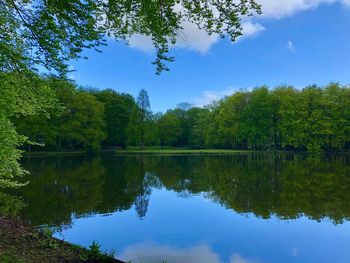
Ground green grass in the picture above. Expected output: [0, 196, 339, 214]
[114, 147, 253, 155]
[24, 146, 258, 157]
[23, 148, 115, 156]
[0, 252, 25, 263]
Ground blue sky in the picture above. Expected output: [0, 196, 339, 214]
[69, 1, 350, 112]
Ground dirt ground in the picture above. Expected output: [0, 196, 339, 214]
[0, 216, 124, 263]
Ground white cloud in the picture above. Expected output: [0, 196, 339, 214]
[286, 40, 295, 51]
[342, 0, 350, 5]
[192, 87, 239, 107]
[128, 0, 350, 54]
[128, 34, 155, 53]
[257, 0, 349, 18]
[176, 20, 220, 54]
[237, 21, 266, 42]
[230, 254, 256, 263]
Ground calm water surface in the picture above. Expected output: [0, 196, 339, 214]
[17, 154, 350, 263]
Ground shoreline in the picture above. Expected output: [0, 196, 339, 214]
[22, 148, 350, 157]
[0, 216, 125, 263]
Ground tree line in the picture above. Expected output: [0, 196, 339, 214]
[15, 78, 350, 152]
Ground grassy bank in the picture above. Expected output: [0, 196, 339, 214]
[0, 216, 124, 263]
[24, 147, 254, 157]
[114, 147, 253, 155]
[27, 146, 345, 157]
[23, 148, 118, 157]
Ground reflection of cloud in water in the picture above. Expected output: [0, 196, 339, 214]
[291, 246, 299, 257]
[120, 243, 256, 263]
[230, 254, 255, 263]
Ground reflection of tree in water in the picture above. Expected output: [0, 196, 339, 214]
[15, 154, 350, 227]
[0, 191, 26, 217]
[176, 190, 191, 199]
[152, 154, 350, 224]
[134, 172, 158, 219]
[135, 190, 150, 219]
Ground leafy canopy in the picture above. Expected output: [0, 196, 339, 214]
[1, 0, 261, 75]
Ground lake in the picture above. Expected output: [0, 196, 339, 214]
[16, 154, 350, 263]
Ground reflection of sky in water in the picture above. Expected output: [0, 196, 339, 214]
[54, 189, 350, 263]
[120, 243, 254, 263]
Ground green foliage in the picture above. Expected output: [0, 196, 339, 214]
[88, 240, 102, 260]
[158, 112, 182, 146]
[240, 87, 273, 148]
[126, 105, 143, 146]
[16, 77, 107, 152]
[1, 0, 260, 75]
[39, 226, 59, 249]
[190, 108, 212, 148]
[93, 89, 135, 148]
[40, 226, 54, 238]
[0, 192, 26, 217]
[1, 0, 104, 75]
[59, 91, 106, 151]
[195, 84, 350, 152]
[127, 89, 152, 149]
[0, 115, 26, 188]
[14, 82, 350, 157]
[0, 72, 57, 188]
[0, 252, 25, 263]
[103, 0, 261, 73]
[271, 86, 301, 148]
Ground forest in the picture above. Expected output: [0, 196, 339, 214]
[15, 74, 350, 153]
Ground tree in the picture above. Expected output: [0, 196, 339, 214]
[137, 89, 151, 150]
[158, 112, 182, 147]
[92, 89, 135, 148]
[167, 108, 188, 146]
[177, 103, 193, 111]
[0, 72, 56, 188]
[321, 83, 348, 150]
[144, 113, 161, 146]
[215, 92, 250, 149]
[271, 86, 301, 149]
[187, 107, 208, 148]
[61, 92, 106, 151]
[240, 87, 273, 149]
[298, 85, 329, 152]
[14, 112, 59, 151]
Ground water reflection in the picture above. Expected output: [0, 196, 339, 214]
[0, 191, 26, 217]
[120, 243, 255, 263]
[8, 154, 350, 263]
[18, 154, 350, 226]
